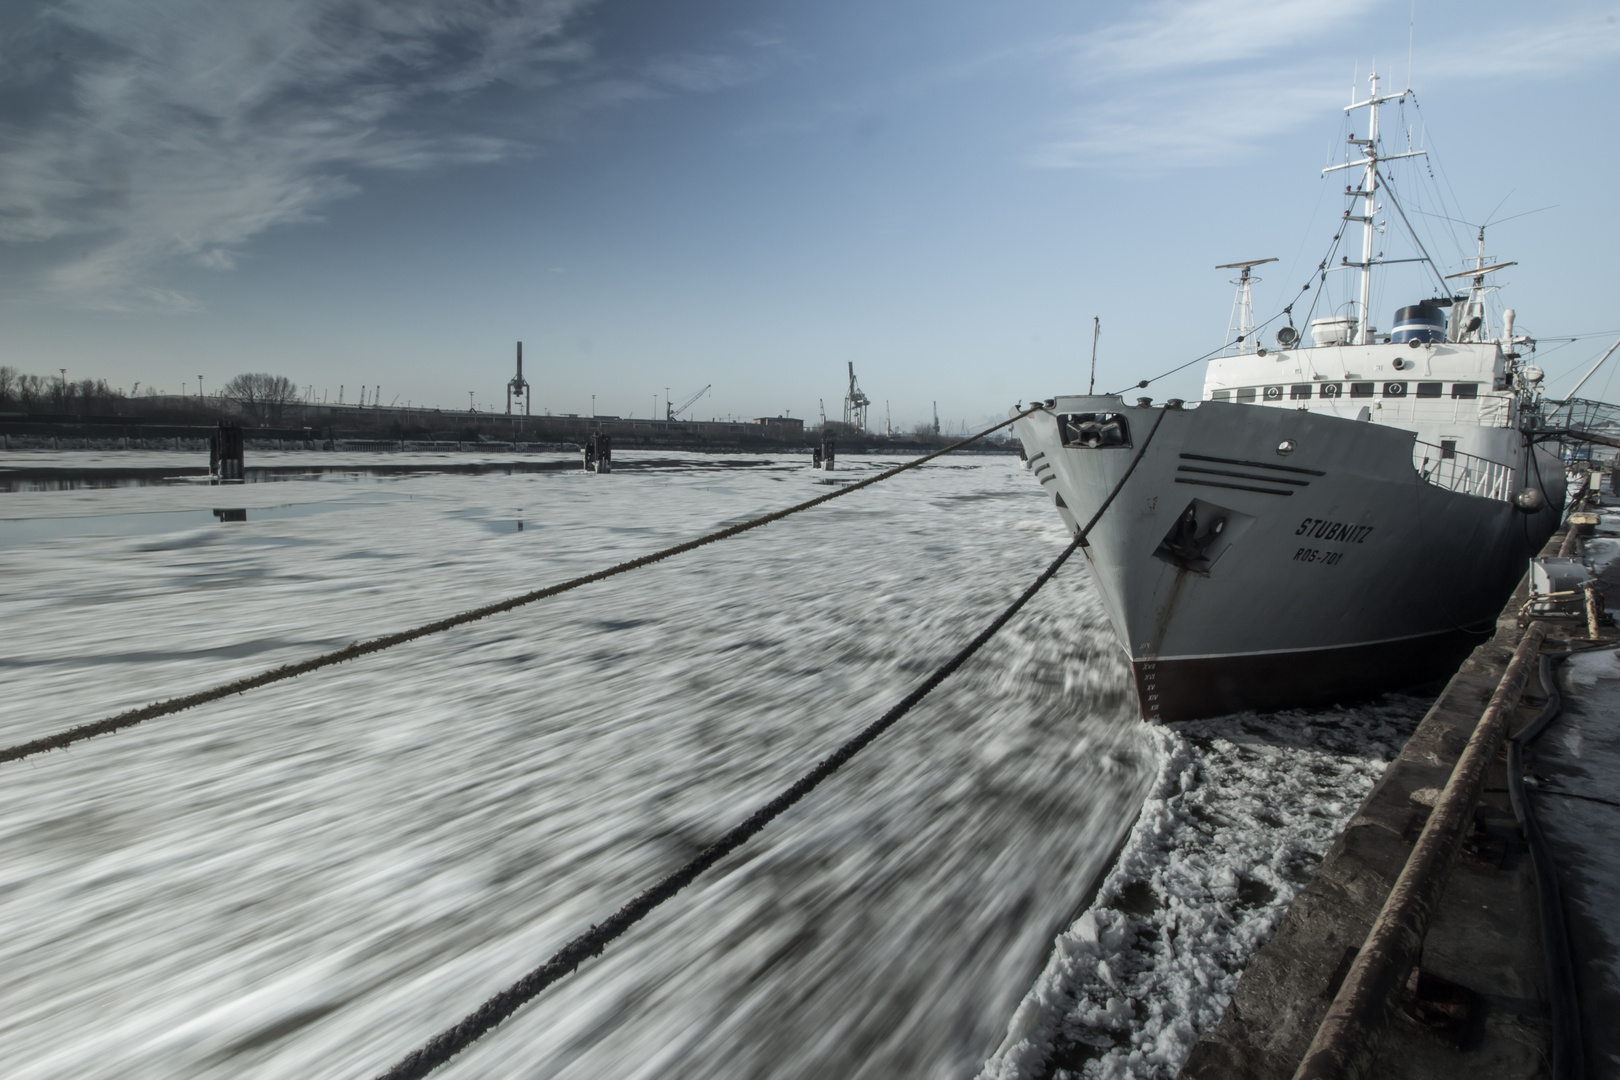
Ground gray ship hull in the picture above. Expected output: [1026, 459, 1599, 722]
[1014, 397, 1563, 721]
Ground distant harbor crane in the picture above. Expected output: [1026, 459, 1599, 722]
[667, 384, 711, 420]
[507, 342, 530, 415]
[844, 363, 870, 431]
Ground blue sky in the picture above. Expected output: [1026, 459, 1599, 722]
[2, 0, 1617, 427]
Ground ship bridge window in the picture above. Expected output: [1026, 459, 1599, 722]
[1382, 382, 1408, 398]
[1350, 382, 1375, 398]
[1211, 390, 1231, 401]
[1290, 385, 1313, 399]
[1059, 412, 1131, 449]
[1319, 383, 1342, 398]
[1440, 439, 1457, 459]
[1263, 386, 1283, 401]
[1416, 382, 1443, 398]
[1237, 387, 1257, 402]
[1451, 383, 1479, 399]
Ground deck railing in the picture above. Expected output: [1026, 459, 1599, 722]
[1413, 441, 1515, 502]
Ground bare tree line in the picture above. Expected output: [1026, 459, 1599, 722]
[0, 367, 126, 414]
[0, 367, 301, 423]
[219, 373, 300, 423]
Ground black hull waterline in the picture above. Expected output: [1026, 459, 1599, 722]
[1130, 629, 1486, 723]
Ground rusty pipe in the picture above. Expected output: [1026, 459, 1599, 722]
[1291, 620, 1548, 1080]
[1559, 473, 1590, 557]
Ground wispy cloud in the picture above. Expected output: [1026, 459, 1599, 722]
[1414, 7, 1620, 80]
[1032, 0, 1620, 170]
[1027, 70, 1347, 169]
[1068, 0, 1380, 78]
[0, 0, 771, 309]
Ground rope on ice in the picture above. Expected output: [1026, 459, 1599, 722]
[373, 409, 1167, 1079]
[0, 410, 1036, 766]
[374, 536, 1084, 1080]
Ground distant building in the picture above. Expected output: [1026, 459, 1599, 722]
[752, 416, 804, 435]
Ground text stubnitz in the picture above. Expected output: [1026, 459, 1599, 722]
[1294, 518, 1374, 544]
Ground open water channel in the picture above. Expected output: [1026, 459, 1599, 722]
[0, 450, 1419, 1079]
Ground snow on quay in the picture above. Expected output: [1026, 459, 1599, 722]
[1, 449, 1422, 1078]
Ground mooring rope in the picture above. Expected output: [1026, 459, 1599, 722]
[1, 411, 1037, 766]
[375, 408, 1167, 1079]
[375, 535, 1082, 1080]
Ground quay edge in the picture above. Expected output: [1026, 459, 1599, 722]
[1177, 483, 1615, 1080]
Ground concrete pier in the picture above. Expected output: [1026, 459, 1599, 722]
[1180, 484, 1617, 1080]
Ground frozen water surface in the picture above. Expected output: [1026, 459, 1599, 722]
[981, 700, 1424, 1080]
[0, 451, 1153, 1080]
[0, 449, 1430, 1079]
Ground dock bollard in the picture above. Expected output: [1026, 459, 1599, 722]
[584, 433, 612, 473]
[209, 421, 245, 482]
[815, 431, 836, 471]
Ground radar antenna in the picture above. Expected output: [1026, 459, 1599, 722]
[1216, 259, 1277, 355]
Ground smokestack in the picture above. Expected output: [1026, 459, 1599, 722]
[517, 341, 523, 381]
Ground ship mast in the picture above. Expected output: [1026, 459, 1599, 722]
[1329, 71, 1423, 345]
[1216, 258, 1277, 354]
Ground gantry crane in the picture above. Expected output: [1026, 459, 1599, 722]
[843, 363, 870, 431]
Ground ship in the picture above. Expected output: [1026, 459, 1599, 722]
[1013, 73, 1566, 722]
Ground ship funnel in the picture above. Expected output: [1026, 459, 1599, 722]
[1391, 303, 1446, 344]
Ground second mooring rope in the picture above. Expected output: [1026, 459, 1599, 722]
[1, 411, 1036, 766]
[374, 535, 1083, 1080]
[375, 405, 1167, 1079]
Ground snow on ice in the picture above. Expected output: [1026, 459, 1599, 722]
[1, 451, 1149, 1080]
[1, 449, 1427, 1079]
[981, 700, 1424, 1080]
